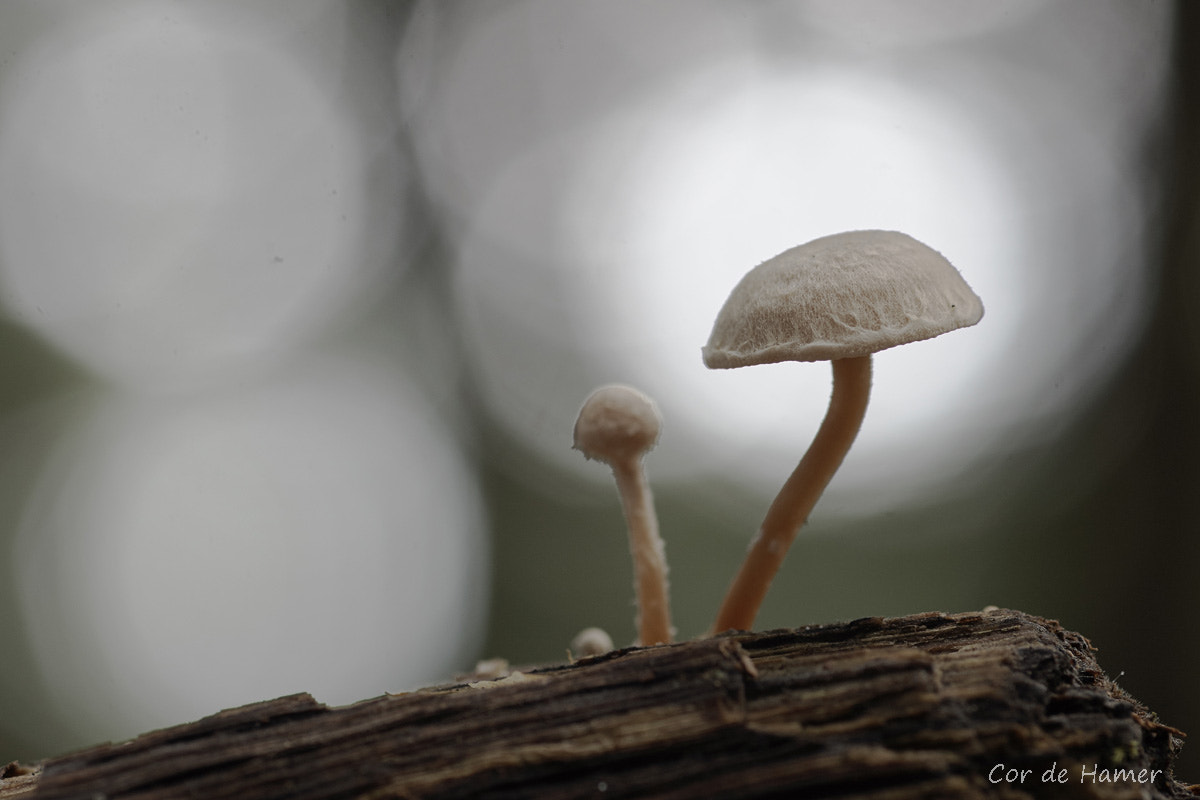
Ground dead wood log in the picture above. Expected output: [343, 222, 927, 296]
[2, 609, 1195, 799]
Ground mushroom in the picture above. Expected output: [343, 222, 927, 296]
[703, 230, 983, 633]
[569, 626, 615, 660]
[574, 384, 672, 646]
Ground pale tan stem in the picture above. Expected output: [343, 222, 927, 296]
[611, 459, 672, 646]
[712, 355, 872, 634]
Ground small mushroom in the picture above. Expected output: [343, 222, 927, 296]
[569, 626, 615, 659]
[574, 384, 672, 646]
[703, 230, 983, 633]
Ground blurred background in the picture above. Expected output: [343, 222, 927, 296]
[2, 0, 1197, 780]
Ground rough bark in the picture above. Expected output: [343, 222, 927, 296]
[2, 609, 1194, 799]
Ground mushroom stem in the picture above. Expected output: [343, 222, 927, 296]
[611, 458, 672, 646]
[713, 355, 872, 633]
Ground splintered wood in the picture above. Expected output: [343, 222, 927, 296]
[4, 609, 1194, 799]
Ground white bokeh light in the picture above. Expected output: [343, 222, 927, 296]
[15, 353, 488, 741]
[564, 67, 1021, 503]
[451, 61, 1020, 508]
[0, 3, 391, 390]
[409, 1, 1157, 515]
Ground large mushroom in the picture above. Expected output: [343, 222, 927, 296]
[703, 230, 983, 634]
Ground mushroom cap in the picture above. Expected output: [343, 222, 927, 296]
[574, 384, 662, 465]
[702, 230, 984, 368]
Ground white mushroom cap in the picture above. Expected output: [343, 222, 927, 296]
[573, 384, 662, 465]
[702, 230, 984, 368]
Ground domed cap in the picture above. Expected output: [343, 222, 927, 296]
[702, 230, 984, 368]
[574, 384, 662, 465]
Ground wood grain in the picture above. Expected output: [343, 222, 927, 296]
[3, 609, 1194, 799]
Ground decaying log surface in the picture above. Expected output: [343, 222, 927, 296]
[2, 609, 1195, 799]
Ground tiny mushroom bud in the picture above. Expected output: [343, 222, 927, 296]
[704, 230, 983, 633]
[569, 626, 615, 659]
[574, 384, 672, 646]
